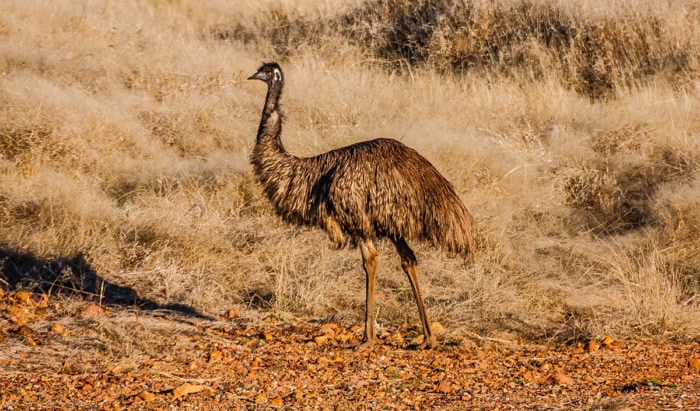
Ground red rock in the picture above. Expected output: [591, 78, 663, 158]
[225, 308, 240, 319]
[13, 291, 32, 304]
[552, 370, 574, 385]
[430, 322, 445, 334]
[436, 379, 452, 393]
[81, 304, 106, 319]
[688, 358, 700, 370]
[172, 384, 207, 400]
[587, 340, 600, 352]
[209, 349, 223, 364]
[137, 391, 156, 402]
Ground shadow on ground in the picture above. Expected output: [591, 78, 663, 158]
[0, 246, 211, 319]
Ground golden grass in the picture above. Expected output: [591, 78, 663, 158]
[0, 0, 698, 343]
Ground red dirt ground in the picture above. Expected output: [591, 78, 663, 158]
[1, 290, 698, 410]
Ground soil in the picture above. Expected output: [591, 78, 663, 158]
[1, 291, 698, 410]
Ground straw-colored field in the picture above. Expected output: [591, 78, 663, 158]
[1, 0, 699, 345]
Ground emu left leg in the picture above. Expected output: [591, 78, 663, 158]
[392, 236, 436, 349]
[357, 238, 378, 349]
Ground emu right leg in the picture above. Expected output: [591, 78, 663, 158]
[392, 236, 436, 349]
[357, 239, 378, 349]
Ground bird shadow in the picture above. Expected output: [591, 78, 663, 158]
[0, 247, 211, 320]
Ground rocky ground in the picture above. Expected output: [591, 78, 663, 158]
[1, 290, 698, 410]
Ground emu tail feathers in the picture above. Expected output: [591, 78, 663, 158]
[429, 197, 477, 262]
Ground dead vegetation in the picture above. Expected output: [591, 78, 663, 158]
[0, 0, 699, 351]
[228, 0, 700, 99]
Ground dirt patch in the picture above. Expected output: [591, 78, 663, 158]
[1, 291, 698, 409]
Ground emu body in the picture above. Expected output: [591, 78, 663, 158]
[248, 62, 477, 349]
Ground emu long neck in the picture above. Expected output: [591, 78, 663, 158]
[251, 78, 317, 225]
[251, 78, 300, 213]
[256, 80, 284, 147]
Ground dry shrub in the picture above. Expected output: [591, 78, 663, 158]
[229, 0, 700, 99]
[653, 175, 700, 297]
[589, 126, 645, 156]
[338, 0, 454, 66]
[561, 142, 699, 235]
[574, 245, 699, 338]
[0, 124, 52, 164]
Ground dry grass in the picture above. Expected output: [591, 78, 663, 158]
[231, 0, 700, 99]
[0, 0, 699, 344]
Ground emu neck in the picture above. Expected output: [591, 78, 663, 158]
[256, 80, 284, 149]
[252, 78, 293, 189]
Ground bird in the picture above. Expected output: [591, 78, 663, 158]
[247, 62, 477, 349]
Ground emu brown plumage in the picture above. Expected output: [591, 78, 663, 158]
[248, 62, 477, 349]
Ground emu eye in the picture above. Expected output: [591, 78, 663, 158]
[265, 70, 272, 76]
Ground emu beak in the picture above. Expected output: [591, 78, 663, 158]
[248, 72, 264, 81]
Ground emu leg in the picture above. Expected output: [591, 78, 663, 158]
[392, 237, 436, 349]
[357, 239, 378, 349]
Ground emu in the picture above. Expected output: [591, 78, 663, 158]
[248, 62, 477, 349]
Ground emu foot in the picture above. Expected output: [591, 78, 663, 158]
[342, 337, 374, 351]
[409, 334, 437, 350]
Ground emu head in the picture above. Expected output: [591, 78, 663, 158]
[248, 62, 283, 84]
